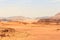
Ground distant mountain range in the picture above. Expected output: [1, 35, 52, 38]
[51, 13, 60, 19]
[0, 16, 37, 23]
[36, 13, 60, 20]
[0, 13, 60, 23]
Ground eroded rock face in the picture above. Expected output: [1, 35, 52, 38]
[0, 27, 16, 37]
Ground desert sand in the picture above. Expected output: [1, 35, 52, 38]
[0, 22, 60, 40]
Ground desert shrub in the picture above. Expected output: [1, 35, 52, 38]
[23, 22, 28, 25]
[0, 33, 6, 37]
[32, 22, 37, 24]
[56, 29, 60, 31]
[1, 28, 15, 33]
[0, 28, 16, 37]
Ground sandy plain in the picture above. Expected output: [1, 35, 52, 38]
[0, 22, 60, 40]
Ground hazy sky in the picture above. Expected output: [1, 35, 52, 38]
[0, 0, 60, 18]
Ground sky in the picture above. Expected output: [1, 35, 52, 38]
[0, 0, 60, 18]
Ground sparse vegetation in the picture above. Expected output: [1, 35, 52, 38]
[56, 29, 60, 31]
[0, 28, 16, 38]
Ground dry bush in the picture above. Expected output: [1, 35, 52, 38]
[32, 22, 37, 24]
[56, 29, 60, 31]
[0, 28, 16, 38]
[22, 22, 28, 25]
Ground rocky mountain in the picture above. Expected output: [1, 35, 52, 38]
[51, 13, 60, 19]
[6, 16, 31, 21]
[36, 13, 60, 20]
[4, 16, 37, 23]
[0, 13, 60, 23]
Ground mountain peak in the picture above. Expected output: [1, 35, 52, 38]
[51, 12, 60, 19]
[55, 12, 60, 16]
